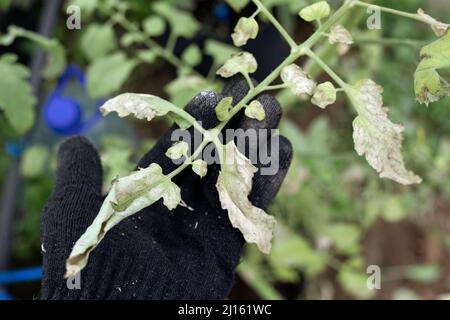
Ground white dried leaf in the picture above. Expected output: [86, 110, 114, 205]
[65, 163, 181, 277]
[311, 81, 336, 109]
[417, 8, 450, 37]
[350, 79, 422, 185]
[100, 93, 177, 121]
[281, 64, 316, 97]
[232, 17, 259, 47]
[329, 24, 354, 45]
[165, 141, 189, 160]
[216, 142, 276, 253]
[216, 52, 257, 78]
[245, 100, 266, 121]
[192, 159, 207, 178]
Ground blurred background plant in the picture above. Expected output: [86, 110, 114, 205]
[0, 0, 449, 299]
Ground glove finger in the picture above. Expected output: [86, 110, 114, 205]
[41, 136, 104, 298]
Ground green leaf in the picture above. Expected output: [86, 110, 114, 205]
[311, 81, 337, 109]
[225, 0, 250, 12]
[0, 0, 11, 11]
[65, 163, 181, 277]
[232, 17, 259, 47]
[0, 54, 36, 135]
[153, 1, 199, 38]
[165, 141, 189, 160]
[215, 97, 233, 121]
[181, 44, 202, 66]
[216, 52, 257, 78]
[216, 141, 276, 253]
[204, 39, 239, 67]
[414, 32, 450, 105]
[281, 64, 316, 96]
[350, 79, 422, 185]
[165, 75, 219, 107]
[0, 26, 66, 79]
[80, 23, 117, 61]
[403, 264, 441, 283]
[20, 145, 49, 178]
[338, 262, 376, 299]
[245, 100, 266, 121]
[120, 32, 145, 47]
[191, 159, 207, 178]
[142, 15, 166, 37]
[299, 1, 330, 22]
[136, 49, 158, 63]
[87, 52, 137, 98]
[67, 0, 98, 17]
[322, 223, 360, 255]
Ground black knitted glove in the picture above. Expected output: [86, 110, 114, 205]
[41, 76, 293, 300]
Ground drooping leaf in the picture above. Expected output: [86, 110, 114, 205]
[417, 9, 449, 37]
[142, 15, 166, 37]
[349, 79, 422, 185]
[153, 1, 199, 38]
[87, 52, 137, 98]
[216, 142, 276, 253]
[80, 23, 117, 61]
[281, 64, 316, 96]
[191, 159, 207, 178]
[311, 81, 337, 109]
[231, 17, 259, 47]
[65, 163, 181, 277]
[215, 97, 233, 121]
[329, 24, 353, 45]
[0, 25, 66, 79]
[165, 141, 189, 160]
[217, 52, 257, 78]
[245, 100, 266, 121]
[414, 32, 450, 105]
[299, 1, 330, 22]
[0, 54, 36, 135]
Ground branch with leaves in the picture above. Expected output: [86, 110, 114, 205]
[64, 0, 450, 277]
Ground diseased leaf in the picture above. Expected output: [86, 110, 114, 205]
[216, 52, 257, 78]
[417, 9, 449, 37]
[350, 79, 422, 185]
[329, 24, 353, 45]
[311, 81, 336, 109]
[231, 17, 259, 47]
[414, 32, 450, 105]
[100, 92, 184, 124]
[299, 1, 330, 22]
[281, 64, 316, 96]
[0, 54, 36, 135]
[142, 15, 166, 37]
[80, 23, 117, 61]
[245, 100, 266, 121]
[165, 141, 189, 160]
[192, 159, 207, 178]
[87, 52, 137, 98]
[65, 163, 181, 277]
[216, 142, 276, 254]
[215, 97, 233, 121]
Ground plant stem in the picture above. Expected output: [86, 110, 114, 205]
[251, 0, 297, 50]
[353, 0, 436, 25]
[265, 84, 289, 91]
[305, 48, 349, 90]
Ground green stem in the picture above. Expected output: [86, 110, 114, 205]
[353, 0, 436, 25]
[251, 0, 297, 50]
[305, 48, 349, 90]
[265, 84, 289, 91]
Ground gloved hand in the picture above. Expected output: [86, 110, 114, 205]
[41, 76, 293, 300]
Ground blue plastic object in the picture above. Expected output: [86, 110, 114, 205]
[0, 266, 42, 285]
[214, 3, 231, 22]
[0, 289, 13, 300]
[43, 65, 103, 135]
